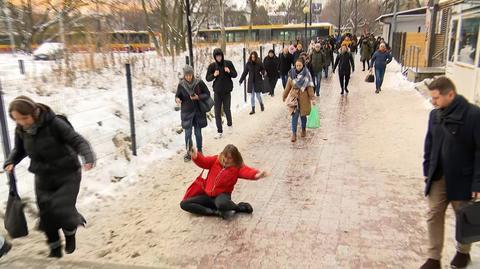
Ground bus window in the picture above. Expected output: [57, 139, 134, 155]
[235, 32, 244, 42]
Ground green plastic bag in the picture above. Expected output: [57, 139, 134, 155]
[307, 106, 320, 129]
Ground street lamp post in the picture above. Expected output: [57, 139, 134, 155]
[303, 6, 310, 46]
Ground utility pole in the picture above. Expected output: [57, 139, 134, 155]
[338, 0, 342, 37]
[309, 0, 312, 25]
[185, 0, 194, 70]
[1, 2, 16, 56]
[389, 0, 399, 46]
[220, 0, 226, 53]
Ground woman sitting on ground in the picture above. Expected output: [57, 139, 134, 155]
[180, 144, 268, 219]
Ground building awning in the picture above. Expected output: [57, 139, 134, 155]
[376, 7, 428, 22]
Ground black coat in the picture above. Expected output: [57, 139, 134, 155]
[423, 95, 480, 200]
[279, 52, 293, 75]
[175, 79, 210, 129]
[333, 52, 355, 74]
[205, 51, 237, 95]
[293, 49, 304, 64]
[239, 61, 266, 93]
[263, 55, 279, 80]
[4, 104, 95, 176]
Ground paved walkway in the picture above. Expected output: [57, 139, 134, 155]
[3, 62, 479, 268]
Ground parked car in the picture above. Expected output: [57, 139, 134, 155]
[33, 42, 64, 60]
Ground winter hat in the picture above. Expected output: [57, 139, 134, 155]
[183, 65, 194, 76]
[213, 48, 224, 58]
[268, 49, 275, 55]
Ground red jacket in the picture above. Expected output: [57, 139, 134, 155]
[190, 153, 258, 198]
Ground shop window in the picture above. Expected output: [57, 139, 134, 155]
[448, 20, 458, 62]
[456, 16, 478, 65]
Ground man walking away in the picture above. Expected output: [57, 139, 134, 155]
[420, 77, 480, 269]
[279, 47, 293, 89]
[310, 43, 325, 97]
[206, 48, 237, 139]
[370, 43, 392, 94]
[333, 45, 354, 95]
[263, 49, 280, 96]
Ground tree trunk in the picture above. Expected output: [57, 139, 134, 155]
[141, 0, 161, 55]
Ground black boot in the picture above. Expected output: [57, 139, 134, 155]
[237, 202, 253, 214]
[341, 89, 344, 95]
[0, 240, 12, 258]
[249, 107, 255, 115]
[48, 241, 63, 258]
[64, 230, 76, 254]
[451, 252, 471, 268]
[260, 103, 265, 112]
[419, 259, 441, 269]
[345, 88, 349, 94]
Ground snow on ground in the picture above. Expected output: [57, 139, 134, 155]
[0, 43, 277, 214]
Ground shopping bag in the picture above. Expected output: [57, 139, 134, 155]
[365, 70, 375, 83]
[4, 173, 28, 238]
[261, 75, 271, 94]
[182, 170, 206, 201]
[456, 201, 480, 244]
[307, 106, 320, 129]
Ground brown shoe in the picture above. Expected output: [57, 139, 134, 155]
[419, 259, 440, 269]
[291, 134, 297, 142]
[451, 252, 471, 268]
[301, 128, 306, 138]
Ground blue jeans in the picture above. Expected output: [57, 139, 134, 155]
[323, 66, 329, 78]
[291, 109, 307, 135]
[185, 123, 203, 153]
[313, 72, 322, 96]
[251, 91, 263, 107]
[281, 74, 289, 89]
[375, 67, 386, 90]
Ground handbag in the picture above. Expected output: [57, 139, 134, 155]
[198, 97, 214, 113]
[182, 170, 206, 201]
[456, 201, 480, 244]
[365, 69, 375, 83]
[285, 88, 299, 108]
[4, 173, 29, 238]
[262, 75, 271, 94]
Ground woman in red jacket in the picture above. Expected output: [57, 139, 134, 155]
[180, 144, 268, 219]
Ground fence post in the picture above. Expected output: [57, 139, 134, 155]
[125, 63, 137, 156]
[0, 80, 17, 187]
[282, 42, 285, 49]
[260, 45, 263, 60]
[273, 44, 276, 55]
[18, 59, 25, 75]
[416, 47, 420, 73]
[243, 47, 247, 103]
[185, 55, 190, 65]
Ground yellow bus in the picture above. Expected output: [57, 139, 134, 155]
[68, 31, 153, 52]
[198, 23, 334, 44]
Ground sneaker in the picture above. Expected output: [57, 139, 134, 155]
[214, 132, 223, 139]
[451, 252, 471, 268]
[419, 259, 441, 269]
[183, 154, 191, 162]
[0, 240, 12, 258]
[375, 89, 380, 94]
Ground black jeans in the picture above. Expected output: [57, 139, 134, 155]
[214, 92, 232, 134]
[339, 72, 351, 91]
[269, 77, 278, 95]
[362, 60, 371, 70]
[180, 193, 239, 216]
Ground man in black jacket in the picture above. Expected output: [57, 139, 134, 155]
[206, 48, 237, 139]
[420, 77, 480, 269]
[333, 45, 354, 95]
[279, 47, 293, 89]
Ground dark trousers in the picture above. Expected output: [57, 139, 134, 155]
[339, 72, 350, 91]
[214, 92, 232, 133]
[185, 123, 202, 153]
[269, 77, 278, 95]
[281, 74, 289, 89]
[362, 60, 371, 70]
[180, 193, 239, 216]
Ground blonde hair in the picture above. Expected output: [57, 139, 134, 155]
[219, 144, 244, 168]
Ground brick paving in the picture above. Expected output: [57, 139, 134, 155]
[3, 65, 479, 268]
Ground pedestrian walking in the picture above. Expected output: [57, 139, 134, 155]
[4, 96, 95, 258]
[310, 43, 325, 96]
[420, 76, 480, 269]
[282, 57, 316, 142]
[206, 48, 237, 139]
[279, 47, 294, 89]
[175, 65, 211, 162]
[333, 45, 355, 95]
[370, 43, 392, 94]
[263, 49, 280, 96]
[322, 41, 334, 78]
[180, 144, 268, 220]
[293, 43, 304, 63]
[239, 51, 266, 115]
[360, 35, 373, 71]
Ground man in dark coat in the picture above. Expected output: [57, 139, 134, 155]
[263, 49, 280, 96]
[333, 45, 354, 95]
[420, 77, 480, 269]
[176, 65, 210, 161]
[5, 96, 95, 258]
[206, 48, 237, 139]
[293, 43, 304, 64]
[321, 42, 333, 78]
[310, 43, 325, 96]
[279, 47, 293, 89]
[240, 51, 266, 115]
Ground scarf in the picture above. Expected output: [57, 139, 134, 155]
[180, 78, 201, 96]
[438, 95, 469, 125]
[289, 67, 314, 92]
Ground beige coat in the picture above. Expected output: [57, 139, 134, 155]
[282, 77, 315, 117]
